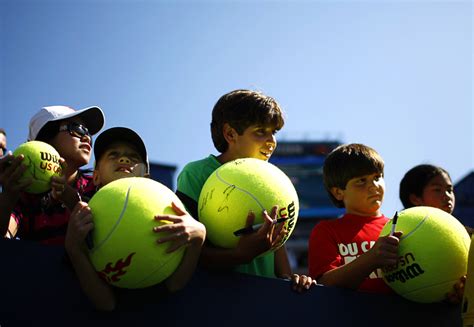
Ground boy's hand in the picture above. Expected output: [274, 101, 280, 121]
[368, 231, 402, 268]
[153, 201, 206, 253]
[0, 153, 31, 196]
[50, 158, 69, 202]
[65, 202, 94, 256]
[445, 275, 466, 304]
[287, 273, 317, 293]
[236, 205, 287, 261]
[50, 175, 68, 201]
[50, 159, 81, 210]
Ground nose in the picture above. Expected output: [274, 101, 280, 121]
[119, 156, 131, 164]
[267, 133, 276, 146]
[369, 178, 381, 190]
[443, 190, 453, 200]
[80, 134, 92, 145]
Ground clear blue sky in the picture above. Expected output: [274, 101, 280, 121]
[1, 0, 472, 217]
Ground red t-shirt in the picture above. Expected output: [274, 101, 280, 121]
[308, 213, 393, 294]
[11, 172, 96, 245]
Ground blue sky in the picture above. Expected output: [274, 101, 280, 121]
[1, 0, 472, 217]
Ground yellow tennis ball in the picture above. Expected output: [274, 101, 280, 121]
[198, 158, 299, 249]
[88, 177, 185, 289]
[380, 206, 470, 303]
[12, 141, 62, 194]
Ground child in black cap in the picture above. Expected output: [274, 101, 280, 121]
[65, 127, 206, 311]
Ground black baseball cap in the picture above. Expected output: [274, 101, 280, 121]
[94, 127, 149, 173]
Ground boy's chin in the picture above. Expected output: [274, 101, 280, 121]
[256, 154, 271, 161]
[105, 172, 135, 185]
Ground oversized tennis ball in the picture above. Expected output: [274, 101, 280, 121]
[13, 141, 62, 194]
[198, 158, 299, 249]
[380, 206, 470, 303]
[88, 177, 185, 289]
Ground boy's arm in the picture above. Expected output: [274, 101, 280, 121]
[274, 245, 292, 278]
[275, 245, 317, 292]
[318, 232, 402, 289]
[176, 188, 280, 268]
[65, 202, 116, 311]
[153, 202, 205, 292]
[50, 175, 83, 211]
[200, 207, 285, 268]
[175, 191, 198, 219]
[0, 154, 29, 237]
[177, 169, 287, 270]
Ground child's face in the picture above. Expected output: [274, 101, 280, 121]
[332, 172, 385, 216]
[229, 124, 277, 161]
[93, 142, 145, 187]
[49, 118, 92, 168]
[411, 173, 455, 214]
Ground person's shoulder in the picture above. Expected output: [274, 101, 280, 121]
[177, 155, 220, 196]
[375, 214, 390, 224]
[76, 169, 96, 200]
[76, 169, 94, 185]
[179, 155, 220, 179]
[182, 155, 218, 170]
[310, 218, 339, 236]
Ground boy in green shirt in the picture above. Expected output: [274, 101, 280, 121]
[177, 89, 313, 290]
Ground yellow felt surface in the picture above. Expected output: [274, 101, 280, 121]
[380, 206, 470, 303]
[89, 177, 185, 288]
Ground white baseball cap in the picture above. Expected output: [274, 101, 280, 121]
[28, 105, 105, 141]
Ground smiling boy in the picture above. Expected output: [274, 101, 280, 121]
[176, 89, 314, 291]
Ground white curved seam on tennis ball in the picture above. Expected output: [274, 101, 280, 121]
[91, 185, 132, 253]
[215, 169, 266, 211]
[400, 214, 429, 241]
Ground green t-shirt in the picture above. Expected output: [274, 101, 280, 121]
[176, 154, 275, 278]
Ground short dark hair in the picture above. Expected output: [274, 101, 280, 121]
[0, 128, 6, 136]
[210, 89, 285, 153]
[399, 164, 451, 209]
[323, 143, 385, 208]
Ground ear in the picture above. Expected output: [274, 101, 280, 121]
[409, 193, 424, 206]
[330, 187, 344, 201]
[222, 123, 237, 145]
[92, 169, 101, 187]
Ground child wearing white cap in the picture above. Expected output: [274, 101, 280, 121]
[0, 105, 105, 244]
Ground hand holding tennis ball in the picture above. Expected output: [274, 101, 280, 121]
[12, 141, 62, 194]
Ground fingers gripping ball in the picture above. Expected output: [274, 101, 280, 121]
[88, 177, 185, 289]
[198, 158, 299, 249]
[13, 141, 62, 194]
[380, 206, 470, 303]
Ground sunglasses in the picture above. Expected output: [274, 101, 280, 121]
[59, 122, 91, 142]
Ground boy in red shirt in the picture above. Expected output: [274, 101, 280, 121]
[308, 143, 401, 293]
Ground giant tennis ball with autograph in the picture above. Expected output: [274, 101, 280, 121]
[13, 141, 62, 194]
[379, 206, 470, 303]
[88, 177, 185, 289]
[198, 158, 299, 249]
